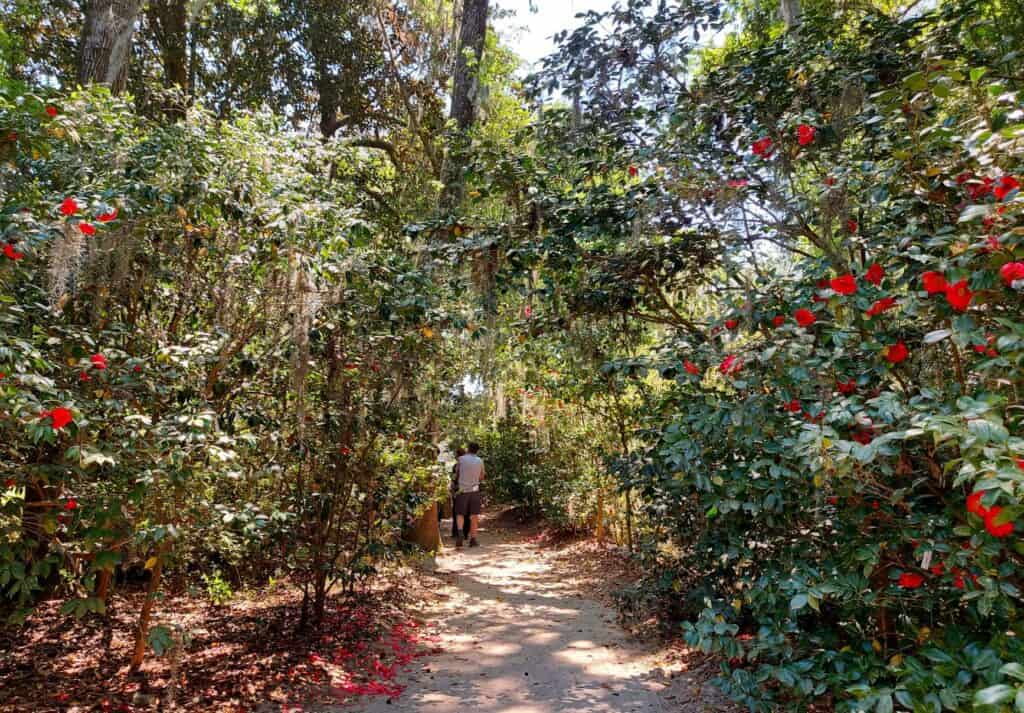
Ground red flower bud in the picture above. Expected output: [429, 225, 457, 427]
[898, 572, 924, 589]
[993, 175, 1019, 201]
[865, 263, 884, 286]
[944, 280, 973, 312]
[59, 197, 79, 216]
[883, 342, 909, 364]
[752, 137, 773, 158]
[999, 262, 1024, 287]
[794, 308, 816, 327]
[830, 274, 857, 295]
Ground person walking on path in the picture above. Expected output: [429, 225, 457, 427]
[450, 447, 470, 540]
[454, 443, 485, 548]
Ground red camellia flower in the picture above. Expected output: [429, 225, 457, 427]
[97, 208, 119, 222]
[956, 171, 972, 185]
[784, 400, 801, 413]
[794, 308, 816, 327]
[898, 572, 924, 589]
[79, 371, 90, 382]
[725, 319, 738, 329]
[752, 137, 773, 158]
[90, 353, 108, 370]
[797, 124, 816, 146]
[59, 197, 79, 216]
[993, 175, 1020, 201]
[628, 165, 638, 177]
[983, 507, 1015, 538]
[837, 379, 857, 395]
[830, 274, 857, 295]
[944, 280, 973, 311]
[44, 407, 73, 430]
[133, 364, 143, 373]
[64, 499, 77, 511]
[340, 446, 352, 456]
[865, 263, 884, 286]
[727, 179, 749, 188]
[79, 222, 96, 236]
[999, 262, 1024, 286]
[3, 243, 24, 260]
[865, 296, 897, 318]
[967, 490, 991, 518]
[719, 355, 741, 375]
[846, 219, 858, 233]
[922, 271, 947, 294]
[45, 105, 58, 118]
[966, 177, 994, 200]
[684, 360, 701, 375]
[824, 176, 836, 187]
[930, 562, 945, 576]
[772, 315, 785, 327]
[853, 430, 874, 445]
[884, 342, 909, 364]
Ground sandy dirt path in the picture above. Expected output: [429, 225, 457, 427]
[360, 517, 684, 713]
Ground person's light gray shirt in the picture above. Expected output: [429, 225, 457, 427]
[457, 454, 484, 493]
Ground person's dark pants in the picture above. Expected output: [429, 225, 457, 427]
[451, 495, 470, 538]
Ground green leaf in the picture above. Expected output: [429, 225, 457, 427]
[1001, 663, 1024, 682]
[924, 329, 952, 344]
[148, 625, 175, 656]
[790, 594, 808, 611]
[975, 684, 1016, 707]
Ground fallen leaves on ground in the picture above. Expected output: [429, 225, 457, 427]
[0, 580, 440, 712]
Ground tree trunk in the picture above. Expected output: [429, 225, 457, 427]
[441, 0, 489, 208]
[77, 0, 142, 93]
[780, 0, 801, 29]
[147, 0, 189, 90]
[403, 503, 442, 551]
[129, 545, 166, 672]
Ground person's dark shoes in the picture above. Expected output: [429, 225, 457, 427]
[469, 537, 479, 547]
[455, 536, 464, 549]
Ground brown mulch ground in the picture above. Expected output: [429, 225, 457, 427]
[0, 576, 443, 713]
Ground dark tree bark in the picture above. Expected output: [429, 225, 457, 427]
[449, 0, 489, 133]
[442, 0, 489, 208]
[147, 0, 189, 89]
[77, 0, 143, 93]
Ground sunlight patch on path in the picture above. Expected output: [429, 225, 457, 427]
[356, 521, 666, 713]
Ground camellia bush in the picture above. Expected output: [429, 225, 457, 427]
[0, 86, 445, 663]
[439, 0, 1024, 709]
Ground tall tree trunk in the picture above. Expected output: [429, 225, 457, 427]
[780, 0, 801, 29]
[77, 0, 142, 93]
[147, 0, 189, 89]
[441, 0, 489, 209]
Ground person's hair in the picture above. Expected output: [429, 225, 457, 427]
[455, 447, 466, 456]
[468, 442, 479, 454]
